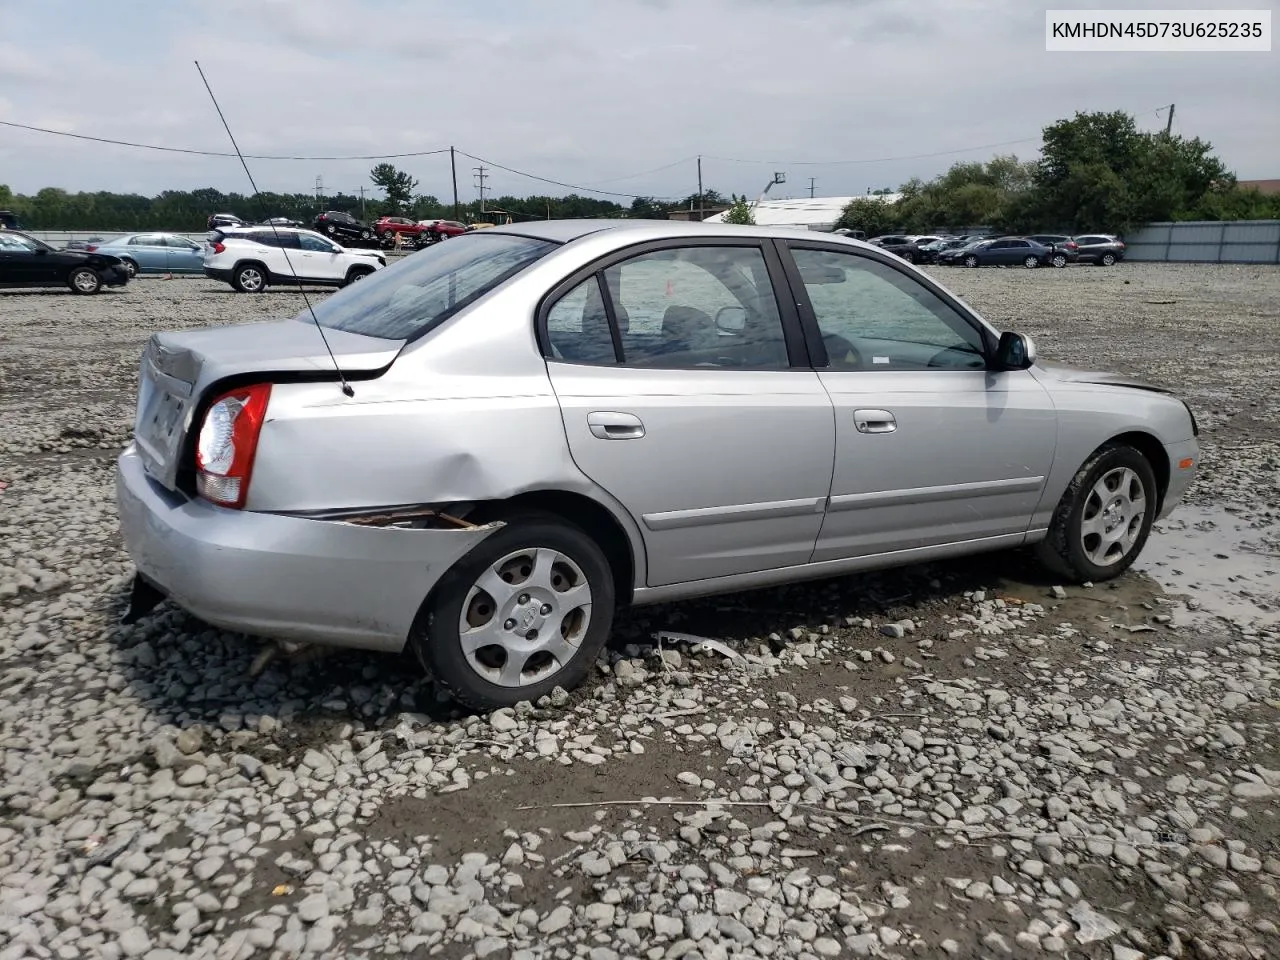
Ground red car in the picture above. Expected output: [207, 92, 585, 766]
[422, 219, 469, 241]
[374, 217, 428, 242]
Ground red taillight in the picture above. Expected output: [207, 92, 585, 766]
[195, 383, 272, 509]
[1066, 241, 1078, 250]
[86, 244, 98, 252]
[1118, 241, 1126, 249]
[212, 241, 225, 254]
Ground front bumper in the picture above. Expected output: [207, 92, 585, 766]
[1158, 437, 1199, 520]
[115, 446, 501, 652]
[103, 266, 130, 287]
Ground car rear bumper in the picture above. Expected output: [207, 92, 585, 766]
[1159, 438, 1198, 520]
[204, 266, 234, 283]
[115, 445, 501, 652]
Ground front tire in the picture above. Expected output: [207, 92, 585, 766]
[1034, 443, 1158, 583]
[326, 224, 337, 236]
[69, 268, 102, 295]
[360, 229, 371, 240]
[121, 259, 139, 279]
[344, 266, 373, 286]
[232, 263, 266, 293]
[1051, 254, 1067, 268]
[410, 514, 615, 711]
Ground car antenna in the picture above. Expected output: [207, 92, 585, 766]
[194, 60, 354, 398]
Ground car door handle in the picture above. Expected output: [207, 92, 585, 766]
[587, 411, 645, 440]
[853, 409, 896, 434]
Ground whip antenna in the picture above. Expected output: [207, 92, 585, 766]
[194, 60, 353, 397]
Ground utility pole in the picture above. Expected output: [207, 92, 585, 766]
[315, 175, 323, 206]
[1164, 103, 1175, 136]
[450, 147, 460, 220]
[358, 186, 366, 219]
[473, 165, 488, 215]
[697, 156, 704, 221]
[546, 197, 551, 220]
[808, 177, 816, 199]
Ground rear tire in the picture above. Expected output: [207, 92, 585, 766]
[232, 263, 267, 293]
[326, 224, 337, 236]
[409, 513, 615, 711]
[69, 268, 102, 295]
[964, 255, 979, 268]
[1023, 255, 1039, 269]
[1051, 254, 1067, 268]
[1100, 252, 1117, 266]
[1034, 443, 1158, 583]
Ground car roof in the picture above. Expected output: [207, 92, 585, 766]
[481, 217, 875, 247]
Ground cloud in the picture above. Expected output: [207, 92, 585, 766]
[1, 0, 1277, 199]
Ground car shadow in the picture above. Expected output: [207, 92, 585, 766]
[106, 546, 1115, 739]
[0, 288, 131, 297]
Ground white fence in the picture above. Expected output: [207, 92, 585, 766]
[1124, 220, 1280, 264]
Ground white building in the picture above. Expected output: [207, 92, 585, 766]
[702, 194, 902, 232]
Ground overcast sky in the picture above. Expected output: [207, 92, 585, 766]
[1, 0, 1276, 203]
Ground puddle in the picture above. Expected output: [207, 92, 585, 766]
[1137, 503, 1280, 625]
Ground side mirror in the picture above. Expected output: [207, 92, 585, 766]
[715, 305, 747, 333]
[994, 331, 1036, 370]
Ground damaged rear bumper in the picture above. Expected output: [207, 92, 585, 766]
[115, 445, 501, 652]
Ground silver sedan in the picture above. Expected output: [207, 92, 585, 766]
[116, 220, 1199, 709]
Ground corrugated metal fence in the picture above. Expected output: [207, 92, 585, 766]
[1124, 220, 1280, 264]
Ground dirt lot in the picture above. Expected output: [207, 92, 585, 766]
[1, 263, 1278, 960]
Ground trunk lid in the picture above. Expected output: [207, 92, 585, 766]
[132, 318, 403, 491]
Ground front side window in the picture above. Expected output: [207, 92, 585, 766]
[790, 247, 987, 372]
[166, 236, 200, 250]
[298, 233, 338, 253]
[131, 234, 164, 246]
[313, 233, 557, 341]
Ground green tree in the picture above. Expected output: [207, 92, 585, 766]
[369, 163, 418, 212]
[835, 197, 898, 236]
[1033, 110, 1231, 231]
[721, 198, 756, 225]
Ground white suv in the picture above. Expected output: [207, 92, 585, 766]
[204, 226, 386, 293]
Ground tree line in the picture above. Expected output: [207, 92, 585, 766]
[3, 110, 1275, 234]
[835, 110, 1280, 237]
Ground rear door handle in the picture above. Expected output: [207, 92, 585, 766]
[587, 411, 645, 440]
[853, 408, 896, 434]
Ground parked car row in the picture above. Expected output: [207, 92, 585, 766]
[867, 232, 1126, 268]
[0, 224, 387, 293]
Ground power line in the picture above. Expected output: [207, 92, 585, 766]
[0, 120, 452, 161]
[455, 150, 679, 200]
[582, 155, 698, 186]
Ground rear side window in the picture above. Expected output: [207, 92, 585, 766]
[312, 233, 557, 341]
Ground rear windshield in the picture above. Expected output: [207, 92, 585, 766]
[310, 233, 558, 341]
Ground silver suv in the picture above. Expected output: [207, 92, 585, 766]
[118, 220, 1198, 709]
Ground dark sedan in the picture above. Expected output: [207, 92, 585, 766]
[1026, 234, 1080, 264]
[867, 234, 923, 263]
[915, 237, 970, 264]
[1073, 234, 1127, 265]
[0, 230, 130, 294]
[949, 237, 1062, 269]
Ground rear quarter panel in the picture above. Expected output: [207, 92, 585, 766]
[243, 242, 652, 581]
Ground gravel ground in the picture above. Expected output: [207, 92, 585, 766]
[1, 263, 1278, 960]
